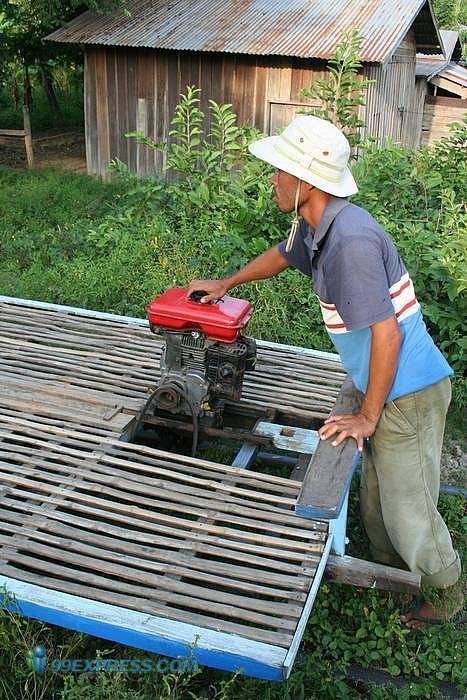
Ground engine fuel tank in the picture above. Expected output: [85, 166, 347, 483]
[147, 287, 253, 343]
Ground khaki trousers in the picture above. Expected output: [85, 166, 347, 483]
[360, 377, 461, 588]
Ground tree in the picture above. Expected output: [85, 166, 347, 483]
[299, 28, 374, 147]
[432, 0, 467, 29]
[0, 0, 126, 124]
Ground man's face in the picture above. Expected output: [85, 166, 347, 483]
[271, 169, 311, 212]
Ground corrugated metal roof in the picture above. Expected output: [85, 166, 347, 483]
[45, 0, 441, 63]
[416, 58, 443, 77]
[438, 62, 467, 89]
[440, 30, 462, 61]
[416, 29, 462, 77]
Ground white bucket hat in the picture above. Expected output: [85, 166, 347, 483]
[249, 115, 358, 197]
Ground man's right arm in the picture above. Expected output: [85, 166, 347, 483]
[186, 245, 289, 303]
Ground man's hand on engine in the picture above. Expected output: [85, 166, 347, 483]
[186, 279, 230, 303]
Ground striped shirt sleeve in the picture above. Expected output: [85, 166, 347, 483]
[326, 236, 395, 331]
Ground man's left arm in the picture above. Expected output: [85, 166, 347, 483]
[319, 315, 401, 451]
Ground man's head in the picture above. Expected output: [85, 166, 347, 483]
[271, 169, 315, 213]
[249, 116, 358, 199]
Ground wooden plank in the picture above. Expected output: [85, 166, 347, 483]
[283, 533, 333, 679]
[0, 296, 341, 360]
[0, 414, 304, 491]
[430, 76, 466, 98]
[0, 470, 322, 558]
[0, 407, 117, 439]
[95, 48, 110, 178]
[0, 424, 317, 524]
[325, 555, 420, 594]
[0, 395, 130, 433]
[0, 447, 325, 542]
[425, 94, 467, 106]
[22, 104, 34, 168]
[0, 537, 302, 624]
[296, 377, 363, 520]
[105, 48, 119, 163]
[254, 60, 268, 130]
[0, 374, 141, 410]
[136, 97, 148, 174]
[0, 495, 317, 577]
[126, 48, 138, 172]
[115, 49, 130, 165]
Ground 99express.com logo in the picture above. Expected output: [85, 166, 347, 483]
[27, 646, 47, 674]
[27, 646, 199, 675]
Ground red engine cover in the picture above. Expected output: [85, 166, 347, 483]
[147, 287, 253, 343]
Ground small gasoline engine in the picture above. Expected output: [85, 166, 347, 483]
[142, 287, 257, 453]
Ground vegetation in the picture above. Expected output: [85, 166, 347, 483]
[433, 0, 467, 30]
[1, 87, 465, 406]
[432, 0, 467, 57]
[0, 0, 124, 129]
[0, 67, 84, 131]
[300, 29, 374, 147]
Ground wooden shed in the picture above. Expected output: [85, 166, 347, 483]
[46, 0, 444, 178]
[416, 31, 467, 144]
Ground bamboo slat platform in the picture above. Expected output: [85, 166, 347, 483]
[0, 297, 346, 441]
[0, 296, 344, 680]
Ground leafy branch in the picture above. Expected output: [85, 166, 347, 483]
[300, 28, 374, 147]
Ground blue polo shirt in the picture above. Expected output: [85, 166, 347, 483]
[278, 196, 452, 401]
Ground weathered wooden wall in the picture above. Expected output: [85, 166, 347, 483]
[420, 95, 467, 144]
[361, 31, 423, 147]
[83, 29, 425, 178]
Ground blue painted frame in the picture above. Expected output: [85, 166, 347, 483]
[0, 576, 286, 681]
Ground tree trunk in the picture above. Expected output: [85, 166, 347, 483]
[23, 64, 34, 168]
[40, 65, 65, 127]
[23, 63, 33, 112]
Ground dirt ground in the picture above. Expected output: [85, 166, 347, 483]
[441, 435, 466, 488]
[0, 130, 86, 172]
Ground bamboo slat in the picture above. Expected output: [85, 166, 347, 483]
[0, 300, 344, 431]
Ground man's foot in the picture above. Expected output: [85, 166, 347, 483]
[401, 584, 464, 629]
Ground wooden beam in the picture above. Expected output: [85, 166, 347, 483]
[430, 76, 467, 99]
[22, 104, 34, 168]
[0, 129, 26, 137]
[0, 574, 286, 681]
[425, 94, 467, 106]
[325, 555, 420, 594]
[295, 376, 362, 520]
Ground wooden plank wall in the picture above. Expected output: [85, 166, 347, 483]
[361, 31, 422, 147]
[84, 29, 425, 178]
[421, 95, 467, 144]
[84, 46, 335, 177]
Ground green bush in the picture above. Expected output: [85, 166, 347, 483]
[353, 119, 467, 405]
[0, 76, 84, 132]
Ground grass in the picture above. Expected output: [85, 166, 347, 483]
[0, 165, 465, 700]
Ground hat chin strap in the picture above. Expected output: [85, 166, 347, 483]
[285, 179, 302, 253]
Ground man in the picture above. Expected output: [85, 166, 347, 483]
[186, 116, 462, 624]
